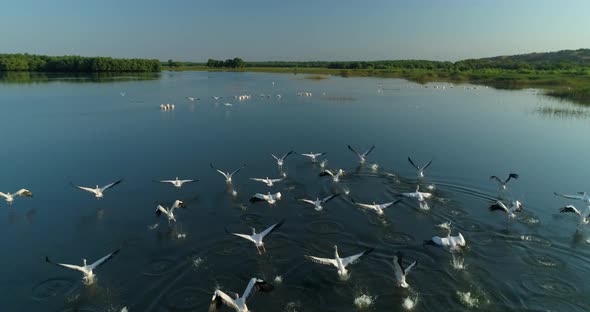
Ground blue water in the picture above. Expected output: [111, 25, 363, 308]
[1, 71, 589, 311]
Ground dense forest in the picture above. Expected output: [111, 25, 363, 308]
[0, 54, 161, 72]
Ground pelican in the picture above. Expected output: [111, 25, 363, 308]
[212, 96, 223, 100]
[0, 189, 33, 205]
[319, 159, 328, 169]
[299, 194, 340, 211]
[407, 157, 432, 178]
[271, 150, 294, 167]
[250, 177, 285, 187]
[225, 220, 284, 254]
[249, 192, 282, 204]
[209, 277, 273, 312]
[299, 152, 326, 163]
[186, 96, 199, 101]
[424, 229, 466, 252]
[352, 199, 401, 215]
[120, 92, 125, 97]
[559, 205, 590, 224]
[305, 245, 373, 278]
[489, 173, 519, 190]
[211, 163, 246, 183]
[158, 177, 198, 188]
[320, 169, 345, 182]
[398, 185, 432, 210]
[554, 192, 590, 204]
[489, 200, 522, 219]
[155, 200, 186, 224]
[392, 252, 418, 288]
[73, 180, 122, 199]
[224, 103, 233, 107]
[46, 249, 120, 284]
[347, 145, 375, 163]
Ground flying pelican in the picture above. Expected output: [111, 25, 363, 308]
[299, 194, 340, 211]
[559, 205, 590, 225]
[212, 96, 223, 100]
[319, 169, 345, 182]
[211, 163, 246, 183]
[299, 152, 326, 163]
[225, 220, 284, 254]
[0, 189, 33, 205]
[46, 249, 120, 284]
[120, 92, 125, 97]
[351, 199, 401, 215]
[158, 177, 198, 188]
[347, 145, 375, 163]
[489, 173, 519, 190]
[554, 192, 590, 204]
[392, 252, 418, 288]
[271, 150, 294, 167]
[424, 229, 466, 252]
[398, 185, 432, 210]
[489, 200, 522, 219]
[407, 157, 432, 178]
[250, 177, 285, 187]
[305, 245, 373, 278]
[155, 200, 186, 224]
[73, 180, 122, 199]
[249, 192, 282, 204]
[186, 96, 200, 101]
[209, 277, 273, 312]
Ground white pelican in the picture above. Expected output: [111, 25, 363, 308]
[271, 150, 294, 167]
[352, 199, 401, 215]
[155, 200, 186, 224]
[489, 200, 522, 219]
[73, 180, 122, 199]
[250, 177, 285, 187]
[424, 230, 466, 252]
[305, 245, 373, 278]
[0, 189, 33, 205]
[489, 173, 519, 190]
[249, 192, 282, 204]
[209, 277, 273, 312]
[559, 205, 590, 224]
[120, 92, 125, 97]
[224, 103, 233, 107]
[398, 185, 432, 210]
[407, 157, 432, 178]
[319, 169, 345, 182]
[554, 192, 590, 204]
[186, 96, 199, 101]
[212, 96, 223, 100]
[392, 252, 418, 288]
[158, 177, 198, 188]
[46, 249, 120, 284]
[347, 145, 375, 163]
[211, 163, 246, 183]
[299, 194, 340, 211]
[225, 220, 284, 254]
[299, 152, 326, 163]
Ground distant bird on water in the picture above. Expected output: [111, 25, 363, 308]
[209, 277, 273, 312]
[73, 180, 122, 199]
[186, 96, 199, 101]
[559, 205, 590, 225]
[299, 152, 326, 163]
[489, 200, 522, 219]
[398, 185, 432, 210]
[305, 245, 373, 278]
[158, 177, 198, 188]
[489, 173, 519, 190]
[250, 176, 285, 187]
[407, 157, 432, 178]
[424, 225, 466, 252]
[211, 163, 245, 184]
[299, 194, 340, 211]
[155, 200, 186, 224]
[320, 169, 345, 182]
[347, 145, 375, 163]
[249, 192, 282, 204]
[351, 198, 401, 215]
[0, 189, 33, 205]
[46, 249, 120, 284]
[271, 150, 294, 167]
[392, 252, 418, 288]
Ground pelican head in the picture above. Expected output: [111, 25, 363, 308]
[515, 200, 523, 210]
[177, 200, 186, 208]
[82, 259, 87, 266]
[251, 227, 256, 235]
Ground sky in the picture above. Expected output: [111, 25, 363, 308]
[1, 0, 589, 62]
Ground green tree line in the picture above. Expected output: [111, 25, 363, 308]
[206, 58, 245, 68]
[0, 54, 161, 72]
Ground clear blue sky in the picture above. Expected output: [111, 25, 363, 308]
[1, 0, 588, 62]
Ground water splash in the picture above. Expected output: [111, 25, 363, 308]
[192, 257, 204, 268]
[451, 255, 467, 270]
[147, 223, 159, 230]
[353, 294, 374, 309]
[436, 221, 452, 231]
[177, 233, 186, 239]
[370, 163, 379, 171]
[402, 295, 419, 310]
[274, 275, 283, 284]
[426, 184, 436, 191]
[457, 291, 479, 308]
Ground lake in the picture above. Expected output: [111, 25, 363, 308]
[1, 71, 589, 311]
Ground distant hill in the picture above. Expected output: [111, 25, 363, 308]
[474, 49, 590, 65]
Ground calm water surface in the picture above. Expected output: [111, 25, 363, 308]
[1, 71, 589, 311]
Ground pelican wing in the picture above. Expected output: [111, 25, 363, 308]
[559, 205, 581, 216]
[554, 192, 583, 200]
[305, 255, 338, 267]
[14, 189, 33, 197]
[281, 150, 294, 160]
[269, 177, 285, 183]
[249, 193, 269, 203]
[361, 145, 375, 157]
[243, 278, 273, 301]
[229, 165, 246, 176]
[88, 249, 120, 270]
[100, 179, 122, 192]
[75, 185, 98, 194]
[178, 179, 197, 184]
[341, 248, 374, 267]
[211, 290, 239, 311]
[210, 163, 229, 179]
[422, 160, 433, 170]
[407, 157, 420, 170]
[159, 180, 176, 184]
[0, 192, 8, 199]
[250, 178, 267, 183]
[229, 232, 257, 244]
[379, 200, 401, 209]
[489, 201, 509, 213]
[319, 170, 335, 177]
[170, 200, 185, 213]
[45, 257, 86, 273]
[505, 173, 519, 183]
[347, 145, 362, 159]
[299, 199, 316, 206]
[322, 194, 340, 203]
[259, 220, 284, 238]
[155, 205, 168, 217]
[489, 175, 503, 184]
[405, 259, 418, 275]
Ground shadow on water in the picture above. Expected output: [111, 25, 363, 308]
[0, 71, 161, 84]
